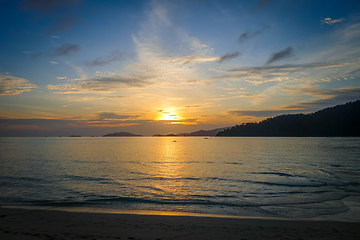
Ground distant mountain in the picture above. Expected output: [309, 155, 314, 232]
[177, 127, 228, 136]
[153, 127, 228, 137]
[217, 100, 360, 137]
[152, 134, 177, 137]
[103, 132, 142, 137]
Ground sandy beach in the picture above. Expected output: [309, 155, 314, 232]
[1, 207, 360, 240]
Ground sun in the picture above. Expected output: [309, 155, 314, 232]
[156, 109, 183, 123]
[159, 113, 180, 121]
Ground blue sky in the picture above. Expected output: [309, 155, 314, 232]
[1, 0, 360, 136]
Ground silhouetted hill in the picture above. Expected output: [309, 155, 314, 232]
[217, 100, 360, 137]
[103, 132, 142, 137]
[177, 127, 228, 136]
[152, 134, 177, 137]
[153, 127, 227, 137]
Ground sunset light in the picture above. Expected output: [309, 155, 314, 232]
[0, 0, 359, 137]
[159, 113, 180, 122]
[1, 1, 360, 239]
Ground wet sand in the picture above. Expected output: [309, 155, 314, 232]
[1, 207, 359, 240]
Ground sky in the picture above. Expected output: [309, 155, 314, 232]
[1, 0, 360, 136]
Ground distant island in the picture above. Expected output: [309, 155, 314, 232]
[153, 127, 227, 137]
[153, 134, 178, 137]
[103, 132, 142, 137]
[217, 100, 360, 137]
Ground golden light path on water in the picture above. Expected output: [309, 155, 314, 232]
[153, 138, 185, 199]
[1, 137, 360, 222]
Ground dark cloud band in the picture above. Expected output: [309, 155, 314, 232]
[218, 52, 241, 63]
[265, 47, 295, 65]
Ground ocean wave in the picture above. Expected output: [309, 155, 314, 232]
[223, 162, 243, 165]
[24, 192, 351, 210]
[249, 172, 300, 177]
[62, 175, 113, 183]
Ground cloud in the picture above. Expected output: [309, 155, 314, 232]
[218, 52, 241, 63]
[227, 87, 360, 117]
[164, 56, 218, 65]
[85, 51, 129, 66]
[182, 105, 200, 109]
[321, 18, 345, 25]
[19, 0, 80, 15]
[65, 61, 86, 78]
[50, 61, 58, 64]
[47, 73, 153, 93]
[228, 109, 302, 118]
[227, 61, 345, 74]
[95, 112, 140, 120]
[46, 11, 78, 33]
[252, 0, 273, 13]
[0, 74, 37, 95]
[212, 60, 351, 85]
[52, 43, 80, 56]
[19, 0, 80, 33]
[125, 1, 217, 87]
[65, 95, 126, 102]
[238, 25, 270, 44]
[284, 87, 360, 109]
[318, 22, 360, 61]
[0, 118, 225, 137]
[265, 47, 295, 65]
[238, 32, 249, 44]
[32, 43, 80, 58]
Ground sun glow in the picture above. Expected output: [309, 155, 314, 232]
[156, 109, 183, 123]
[159, 113, 179, 121]
[156, 109, 197, 125]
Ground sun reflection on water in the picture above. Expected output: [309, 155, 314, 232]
[153, 138, 186, 199]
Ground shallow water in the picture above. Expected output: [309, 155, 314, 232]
[1, 137, 359, 221]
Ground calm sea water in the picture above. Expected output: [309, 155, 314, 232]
[1, 137, 360, 221]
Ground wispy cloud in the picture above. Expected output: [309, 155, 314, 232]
[19, 0, 80, 15]
[270, 86, 360, 111]
[95, 112, 140, 120]
[164, 56, 218, 65]
[65, 61, 87, 78]
[228, 109, 302, 118]
[0, 74, 37, 95]
[47, 11, 78, 33]
[124, 1, 216, 87]
[321, 18, 345, 25]
[238, 25, 270, 44]
[218, 52, 241, 63]
[209, 59, 358, 88]
[85, 50, 131, 66]
[228, 86, 360, 116]
[265, 47, 295, 65]
[252, 0, 273, 13]
[33, 43, 80, 58]
[48, 73, 153, 93]
[52, 44, 80, 56]
[19, 0, 80, 33]
[318, 22, 360, 60]
[227, 61, 345, 74]
[65, 95, 127, 102]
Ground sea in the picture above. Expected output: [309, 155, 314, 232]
[1, 137, 360, 222]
